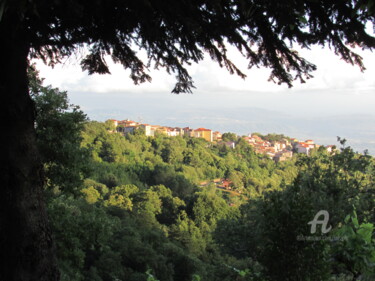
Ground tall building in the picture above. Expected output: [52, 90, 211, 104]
[192, 128, 213, 142]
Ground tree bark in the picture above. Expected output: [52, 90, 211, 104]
[0, 20, 60, 281]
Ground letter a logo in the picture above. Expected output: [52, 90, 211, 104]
[308, 210, 332, 234]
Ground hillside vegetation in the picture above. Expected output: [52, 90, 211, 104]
[33, 68, 375, 281]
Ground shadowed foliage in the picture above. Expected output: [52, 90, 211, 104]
[0, 0, 374, 280]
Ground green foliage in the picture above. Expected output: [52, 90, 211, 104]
[170, 211, 207, 257]
[80, 121, 299, 200]
[193, 187, 236, 228]
[295, 142, 375, 225]
[331, 211, 375, 280]
[105, 184, 139, 211]
[39, 114, 374, 281]
[81, 186, 101, 204]
[83, 179, 109, 197]
[146, 269, 160, 281]
[216, 143, 375, 280]
[30, 65, 89, 194]
[217, 183, 331, 280]
[48, 193, 208, 281]
[262, 133, 290, 142]
[221, 132, 238, 142]
[151, 185, 186, 225]
[47, 196, 120, 281]
[3, 1, 375, 280]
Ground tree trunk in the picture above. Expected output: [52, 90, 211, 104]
[0, 21, 60, 281]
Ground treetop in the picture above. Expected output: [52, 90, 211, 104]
[3, 0, 374, 92]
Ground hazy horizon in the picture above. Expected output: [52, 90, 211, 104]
[35, 46, 375, 154]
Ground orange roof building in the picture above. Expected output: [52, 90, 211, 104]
[191, 128, 213, 142]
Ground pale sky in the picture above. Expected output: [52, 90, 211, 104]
[36, 45, 375, 94]
[35, 45, 375, 153]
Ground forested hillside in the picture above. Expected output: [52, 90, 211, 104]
[33, 69, 375, 281]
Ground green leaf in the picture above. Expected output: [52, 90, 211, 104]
[344, 214, 351, 223]
[352, 216, 359, 228]
[357, 223, 374, 243]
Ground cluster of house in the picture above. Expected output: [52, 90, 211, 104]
[199, 178, 234, 190]
[108, 119, 221, 142]
[241, 135, 336, 162]
[290, 138, 336, 155]
[108, 119, 336, 162]
[242, 134, 293, 162]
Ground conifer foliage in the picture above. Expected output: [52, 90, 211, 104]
[0, 0, 374, 280]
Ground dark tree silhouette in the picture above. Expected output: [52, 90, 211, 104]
[0, 0, 374, 280]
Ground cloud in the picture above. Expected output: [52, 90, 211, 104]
[35, 45, 375, 123]
[36, 44, 374, 96]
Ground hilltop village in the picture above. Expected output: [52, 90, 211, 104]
[108, 119, 336, 162]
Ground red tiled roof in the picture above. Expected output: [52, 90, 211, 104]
[195, 128, 211, 131]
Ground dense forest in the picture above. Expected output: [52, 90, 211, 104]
[32, 67, 375, 281]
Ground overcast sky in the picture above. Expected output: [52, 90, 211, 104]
[35, 45, 375, 153]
